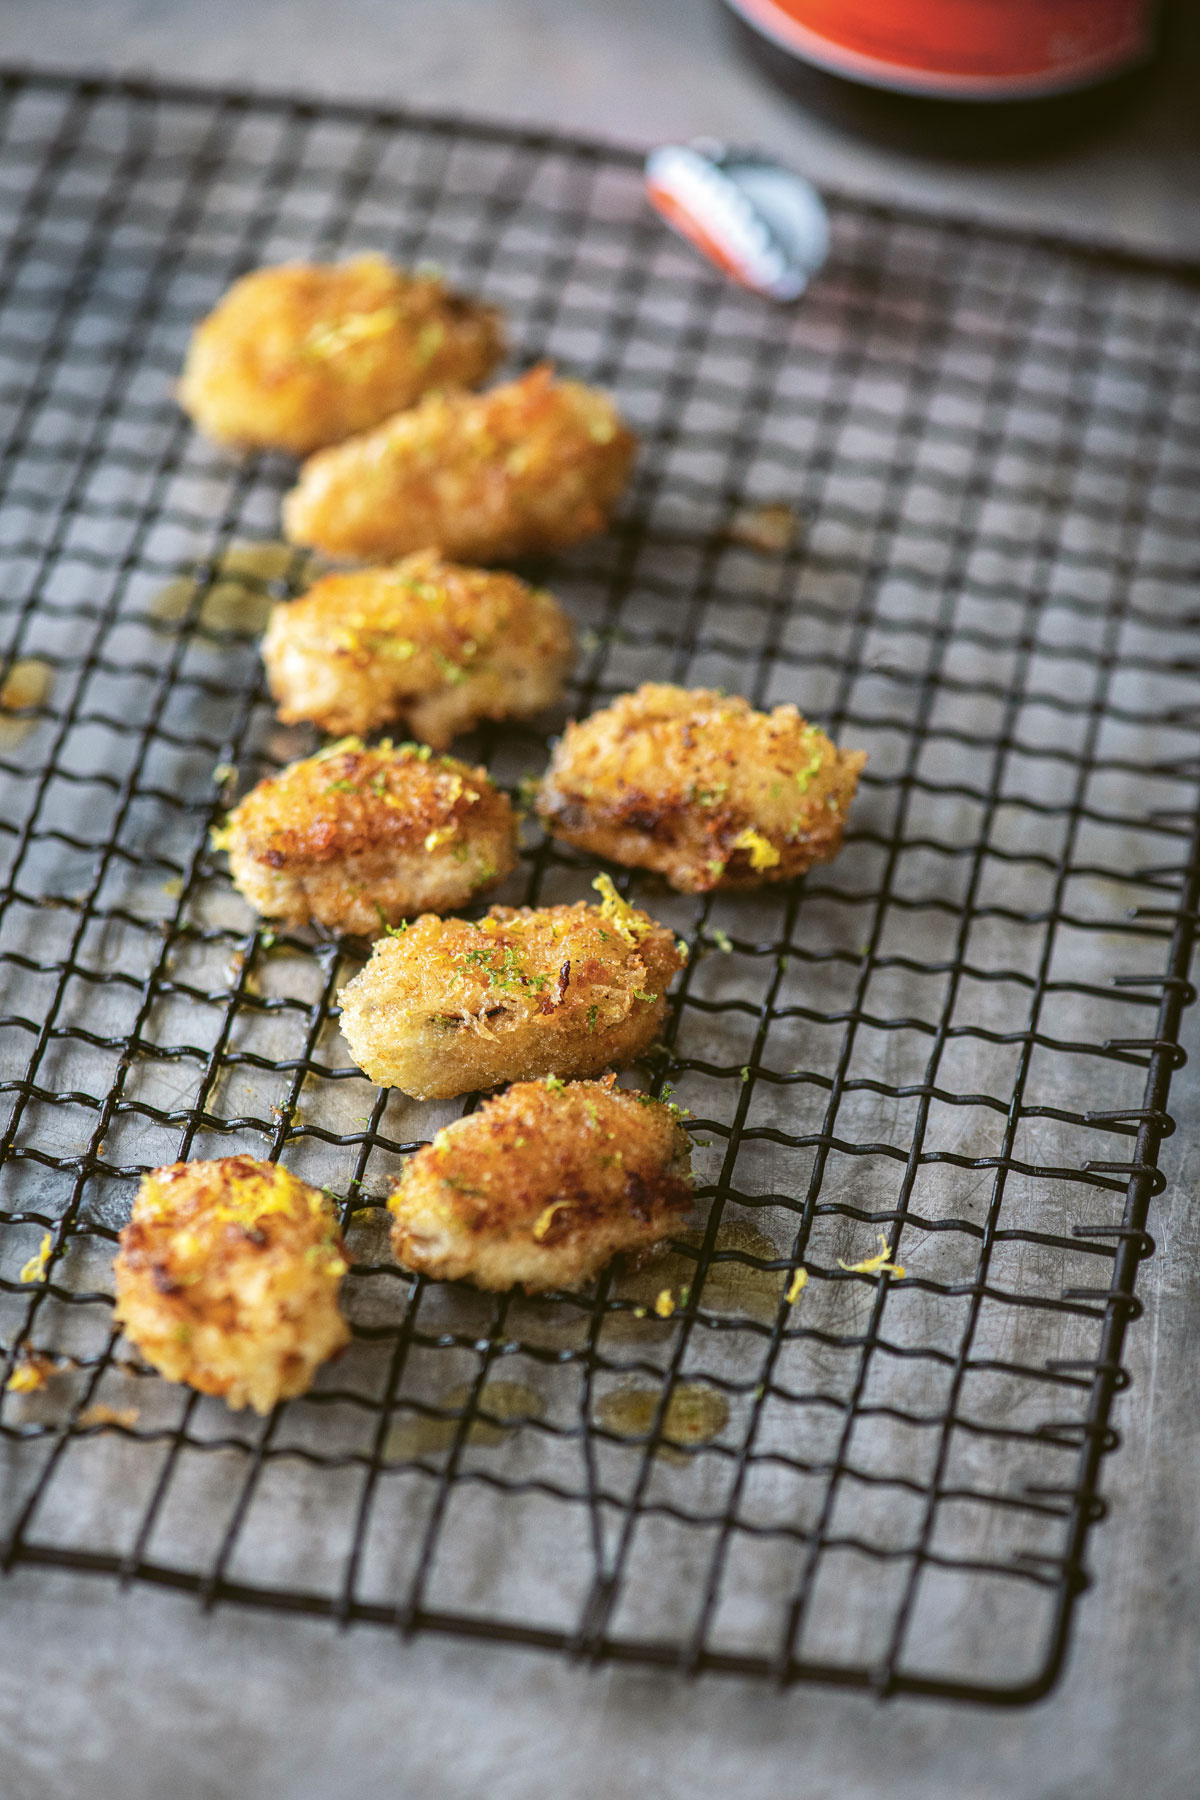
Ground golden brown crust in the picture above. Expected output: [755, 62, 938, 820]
[538, 683, 867, 893]
[177, 255, 504, 455]
[216, 739, 518, 936]
[281, 364, 636, 563]
[261, 550, 574, 747]
[336, 896, 684, 1099]
[112, 1157, 350, 1415]
[388, 1075, 693, 1292]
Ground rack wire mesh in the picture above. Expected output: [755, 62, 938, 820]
[0, 68, 1198, 1705]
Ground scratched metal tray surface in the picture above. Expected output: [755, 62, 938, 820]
[1, 70, 1199, 1704]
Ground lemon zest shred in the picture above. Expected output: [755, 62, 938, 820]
[591, 872, 649, 945]
[6, 1355, 51, 1393]
[314, 735, 366, 762]
[786, 1267, 808, 1305]
[19, 1234, 52, 1285]
[653, 1287, 676, 1319]
[532, 1201, 569, 1242]
[305, 304, 402, 358]
[731, 827, 781, 872]
[308, 1245, 348, 1277]
[208, 1166, 314, 1229]
[838, 1233, 906, 1279]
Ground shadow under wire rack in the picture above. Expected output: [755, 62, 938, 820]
[0, 68, 1198, 1706]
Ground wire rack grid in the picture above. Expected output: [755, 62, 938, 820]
[0, 69, 1198, 1705]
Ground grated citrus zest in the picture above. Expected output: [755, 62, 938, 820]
[19, 1233, 52, 1285]
[731, 827, 781, 872]
[591, 872, 649, 945]
[838, 1233, 906, 1279]
[532, 1201, 569, 1242]
[305, 304, 402, 359]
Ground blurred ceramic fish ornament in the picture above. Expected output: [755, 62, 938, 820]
[645, 140, 830, 301]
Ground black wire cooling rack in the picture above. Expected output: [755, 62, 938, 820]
[1, 69, 1199, 1706]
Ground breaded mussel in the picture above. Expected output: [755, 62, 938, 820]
[113, 1156, 350, 1415]
[388, 1075, 693, 1293]
[214, 738, 517, 936]
[282, 364, 636, 563]
[177, 255, 503, 455]
[261, 550, 574, 747]
[538, 683, 867, 893]
[337, 886, 684, 1099]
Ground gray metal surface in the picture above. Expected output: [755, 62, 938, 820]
[0, 4, 1198, 1796]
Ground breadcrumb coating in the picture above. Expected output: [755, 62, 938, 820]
[177, 255, 504, 455]
[261, 550, 574, 747]
[281, 364, 635, 563]
[214, 738, 518, 936]
[388, 1075, 693, 1292]
[113, 1157, 350, 1415]
[538, 683, 866, 892]
[337, 897, 683, 1099]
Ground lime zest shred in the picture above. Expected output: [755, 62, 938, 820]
[432, 649, 467, 686]
[440, 1173, 486, 1198]
[209, 821, 233, 852]
[516, 774, 542, 812]
[415, 318, 445, 364]
[838, 1233, 906, 1279]
[710, 927, 733, 954]
[794, 744, 826, 794]
[375, 903, 408, 938]
[731, 827, 781, 872]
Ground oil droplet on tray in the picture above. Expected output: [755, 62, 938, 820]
[727, 501, 799, 553]
[596, 1381, 728, 1464]
[150, 541, 319, 634]
[609, 1220, 785, 1336]
[384, 1379, 545, 1459]
[0, 658, 52, 746]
